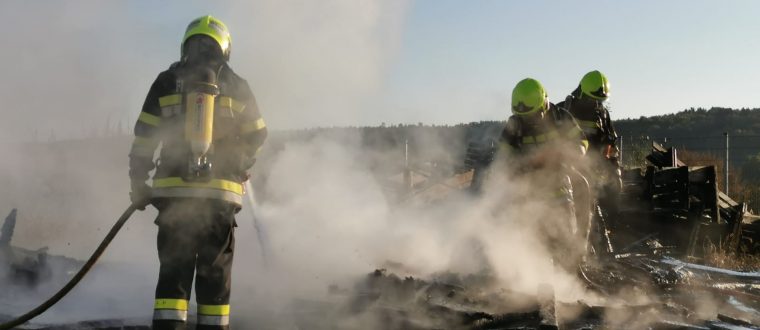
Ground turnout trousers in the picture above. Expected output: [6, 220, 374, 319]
[152, 199, 236, 330]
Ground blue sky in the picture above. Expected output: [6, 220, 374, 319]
[1, 0, 759, 138]
[384, 0, 760, 123]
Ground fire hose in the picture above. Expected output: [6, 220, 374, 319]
[0, 203, 140, 330]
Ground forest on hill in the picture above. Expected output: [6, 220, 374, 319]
[615, 107, 760, 181]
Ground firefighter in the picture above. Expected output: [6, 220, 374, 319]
[557, 70, 622, 192]
[497, 78, 590, 269]
[128, 15, 267, 330]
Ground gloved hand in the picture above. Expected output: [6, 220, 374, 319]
[130, 180, 152, 210]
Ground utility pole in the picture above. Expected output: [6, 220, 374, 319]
[724, 132, 729, 195]
[403, 139, 412, 192]
[619, 135, 623, 167]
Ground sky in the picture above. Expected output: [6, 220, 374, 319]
[1, 0, 759, 140]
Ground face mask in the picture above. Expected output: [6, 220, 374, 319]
[183, 35, 224, 65]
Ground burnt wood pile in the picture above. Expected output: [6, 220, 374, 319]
[613, 142, 758, 260]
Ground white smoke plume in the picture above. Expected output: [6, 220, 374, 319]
[0, 1, 601, 328]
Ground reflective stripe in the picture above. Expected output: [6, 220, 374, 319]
[197, 315, 230, 326]
[566, 127, 583, 138]
[567, 126, 590, 152]
[577, 120, 599, 129]
[155, 298, 188, 310]
[138, 112, 161, 126]
[151, 187, 243, 205]
[580, 127, 597, 136]
[153, 309, 188, 322]
[217, 96, 245, 113]
[159, 94, 182, 117]
[153, 177, 243, 195]
[241, 117, 266, 134]
[133, 136, 157, 147]
[159, 94, 182, 107]
[198, 304, 230, 316]
[153, 298, 189, 322]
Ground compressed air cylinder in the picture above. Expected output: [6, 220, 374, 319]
[184, 67, 219, 159]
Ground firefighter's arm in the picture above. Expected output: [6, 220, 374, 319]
[236, 80, 268, 171]
[495, 119, 521, 166]
[129, 75, 164, 182]
[128, 74, 165, 207]
[565, 121, 589, 156]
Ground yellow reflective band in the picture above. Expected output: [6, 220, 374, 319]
[138, 112, 161, 126]
[153, 177, 243, 195]
[578, 120, 599, 129]
[566, 127, 583, 138]
[241, 118, 266, 134]
[581, 139, 589, 151]
[159, 94, 182, 107]
[217, 96, 245, 113]
[133, 136, 158, 147]
[198, 304, 230, 316]
[154, 298, 188, 311]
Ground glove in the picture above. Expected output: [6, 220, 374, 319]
[238, 155, 257, 179]
[130, 180, 152, 210]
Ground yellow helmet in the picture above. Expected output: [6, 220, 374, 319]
[182, 15, 231, 60]
[511, 78, 548, 116]
[579, 70, 610, 101]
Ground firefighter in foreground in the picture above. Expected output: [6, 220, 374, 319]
[129, 15, 267, 329]
[494, 78, 590, 268]
[557, 70, 621, 193]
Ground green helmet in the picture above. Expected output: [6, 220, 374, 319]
[579, 70, 610, 101]
[511, 78, 548, 116]
[182, 15, 232, 60]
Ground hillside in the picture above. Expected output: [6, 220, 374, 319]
[615, 107, 760, 170]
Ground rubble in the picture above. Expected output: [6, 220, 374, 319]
[0, 209, 52, 287]
[4, 141, 760, 329]
[297, 141, 760, 329]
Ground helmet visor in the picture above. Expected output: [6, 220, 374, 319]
[183, 35, 224, 64]
[588, 86, 608, 100]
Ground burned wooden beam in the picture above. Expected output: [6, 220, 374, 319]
[537, 284, 558, 330]
[0, 209, 16, 246]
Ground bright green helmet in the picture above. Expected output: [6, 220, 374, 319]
[511, 78, 548, 116]
[182, 15, 232, 60]
[579, 70, 610, 101]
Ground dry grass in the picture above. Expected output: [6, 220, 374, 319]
[703, 238, 760, 272]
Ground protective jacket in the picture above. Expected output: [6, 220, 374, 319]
[556, 88, 618, 162]
[499, 103, 588, 162]
[129, 61, 267, 208]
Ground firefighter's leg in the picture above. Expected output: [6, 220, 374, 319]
[569, 168, 592, 257]
[553, 175, 584, 271]
[195, 206, 235, 330]
[600, 159, 623, 215]
[153, 203, 199, 330]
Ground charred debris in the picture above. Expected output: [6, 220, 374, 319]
[4, 142, 760, 329]
[305, 141, 760, 329]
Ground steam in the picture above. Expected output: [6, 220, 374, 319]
[0, 0, 413, 325]
[227, 0, 410, 128]
[223, 132, 596, 327]
[0, 1, 597, 328]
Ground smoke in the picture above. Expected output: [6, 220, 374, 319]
[222, 131, 597, 327]
[226, 0, 410, 128]
[0, 1, 600, 328]
[0, 0, 412, 325]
